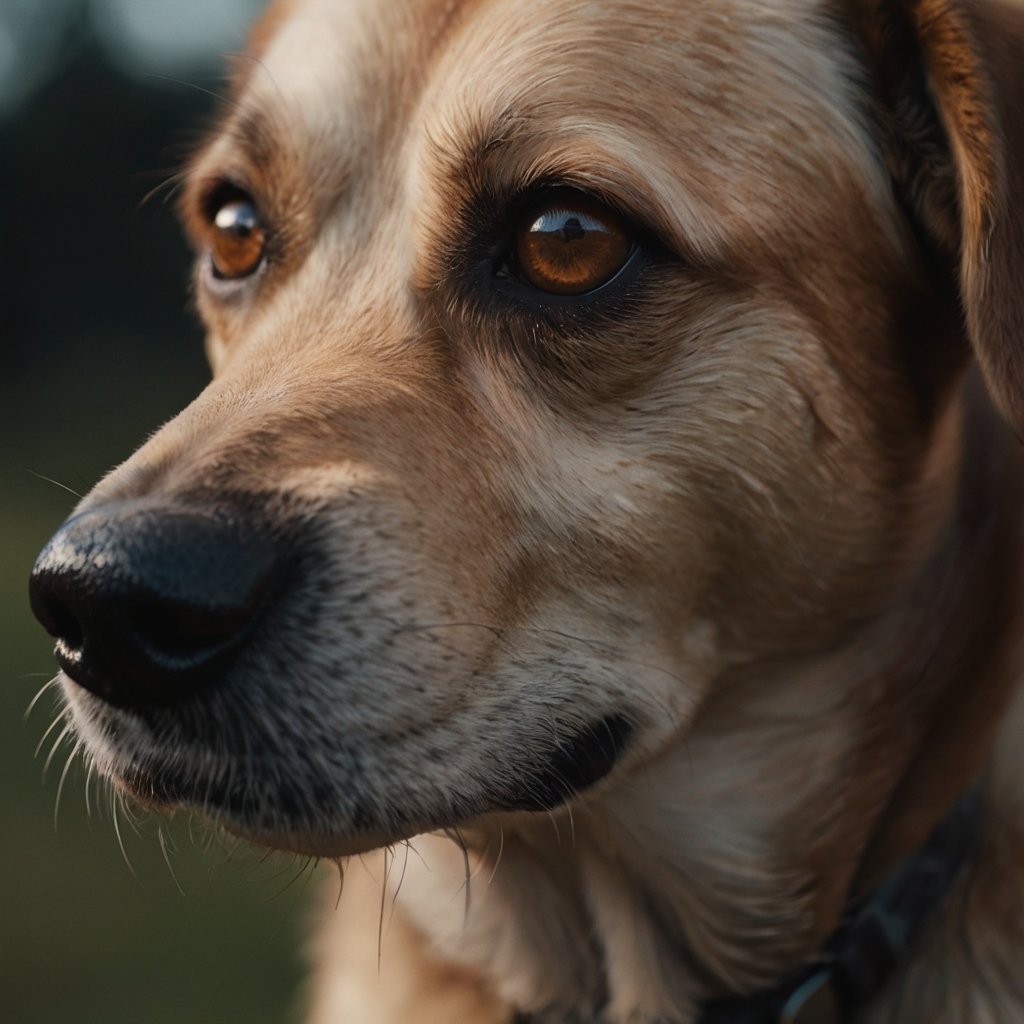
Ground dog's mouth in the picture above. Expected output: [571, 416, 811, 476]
[76, 684, 635, 857]
[119, 761, 412, 857]
[35, 496, 644, 857]
[493, 713, 634, 813]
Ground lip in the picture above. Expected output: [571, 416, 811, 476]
[80, 680, 635, 857]
[114, 763, 405, 856]
[230, 824, 405, 859]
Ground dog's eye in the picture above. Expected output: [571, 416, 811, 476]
[513, 193, 633, 295]
[209, 197, 266, 280]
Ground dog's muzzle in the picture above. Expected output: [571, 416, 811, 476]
[28, 502, 282, 710]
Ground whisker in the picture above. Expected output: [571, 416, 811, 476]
[112, 791, 139, 880]
[35, 711, 69, 759]
[459, 829, 472, 927]
[137, 169, 187, 211]
[254, 845, 277, 870]
[402, 841, 428, 870]
[221, 832, 245, 861]
[393, 841, 412, 904]
[388, 841, 413, 930]
[158, 825, 186, 896]
[223, 51, 286, 103]
[378, 847, 392, 972]
[53, 741, 82, 832]
[83, 756, 98, 819]
[487, 826, 505, 886]
[267, 855, 315, 903]
[42, 721, 74, 777]
[443, 827, 473, 927]
[546, 810, 563, 846]
[332, 858, 346, 910]
[307, 857, 323, 891]
[27, 469, 84, 499]
[24, 675, 62, 721]
[119, 793, 144, 836]
[187, 813, 200, 848]
[249, 850, 298, 886]
[143, 73, 233, 106]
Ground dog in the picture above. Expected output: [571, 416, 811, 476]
[27, 0, 1024, 1020]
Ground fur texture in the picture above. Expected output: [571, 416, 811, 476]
[36, 0, 1024, 1021]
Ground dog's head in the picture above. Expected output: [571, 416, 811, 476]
[29, 0, 1024, 858]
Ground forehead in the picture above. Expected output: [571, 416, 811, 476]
[212, 0, 881, 259]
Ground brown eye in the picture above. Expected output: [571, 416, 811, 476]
[209, 198, 266, 280]
[515, 194, 633, 295]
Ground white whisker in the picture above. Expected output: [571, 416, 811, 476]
[42, 721, 74, 777]
[111, 790, 139, 880]
[24, 674, 62, 720]
[158, 825, 185, 896]
[35, 711, 69, 759]
[53, 741, 82, 831]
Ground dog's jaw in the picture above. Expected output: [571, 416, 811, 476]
[58, 592, 690, 865]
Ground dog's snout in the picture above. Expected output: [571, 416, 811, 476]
[29, 505, 281, 708]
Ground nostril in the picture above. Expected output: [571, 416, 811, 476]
[53, 605, 84, 652]
[31, 590, 84, 651]
[130, 601, 254, 658]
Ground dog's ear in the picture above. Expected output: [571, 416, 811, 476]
[856, 0, 1024, 427]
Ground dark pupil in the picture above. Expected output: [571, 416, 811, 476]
[517, 201, 629, 295]
[560, 217, 585, 242]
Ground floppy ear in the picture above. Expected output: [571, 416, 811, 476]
[856, 0, 1024, 427]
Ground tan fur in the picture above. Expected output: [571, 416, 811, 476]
[46, 0, 1024, 1021]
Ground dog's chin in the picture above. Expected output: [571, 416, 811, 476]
[111, 762, 429, 857]
[72, 670, 637, 861]
[109, 732, 614, 859]
[230, 825, 409, 859]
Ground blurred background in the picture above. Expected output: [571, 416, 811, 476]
[1, 1, 315, 1021]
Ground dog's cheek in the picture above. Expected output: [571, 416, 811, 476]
[204, 331, 229, 374]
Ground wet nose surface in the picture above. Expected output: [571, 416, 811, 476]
[29, 504, 281, 709]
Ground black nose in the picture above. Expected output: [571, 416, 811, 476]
[28, 504, 281, 709]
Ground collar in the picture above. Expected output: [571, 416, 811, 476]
[697, 782, 984, 1024]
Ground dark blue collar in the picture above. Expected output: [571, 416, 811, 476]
[511, 784, 983, 1024]
[698, 783, 984, 1024]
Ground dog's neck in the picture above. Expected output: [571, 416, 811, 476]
[851, 379, 1024, 893]
[394, 380, 1024, 1024]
